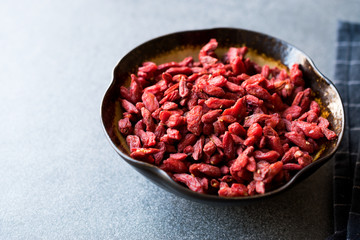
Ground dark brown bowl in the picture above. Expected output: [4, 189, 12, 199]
[101, 28, 344, 205]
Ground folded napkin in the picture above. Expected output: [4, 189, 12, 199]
[328, 21, 360, 240]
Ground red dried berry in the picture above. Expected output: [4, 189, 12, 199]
[117, 39, 337, 197]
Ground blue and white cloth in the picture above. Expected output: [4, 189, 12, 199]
[328, 21, 360, 240]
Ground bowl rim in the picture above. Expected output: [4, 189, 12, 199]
[101, 27, 345, 202]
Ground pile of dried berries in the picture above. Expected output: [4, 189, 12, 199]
[118, 39, 337, 197]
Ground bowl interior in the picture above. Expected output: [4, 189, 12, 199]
[101, 28, 344, 204]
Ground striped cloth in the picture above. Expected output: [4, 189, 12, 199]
[328, 21, 360, 240]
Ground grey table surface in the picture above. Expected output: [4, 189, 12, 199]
[1, 0, 359, 239]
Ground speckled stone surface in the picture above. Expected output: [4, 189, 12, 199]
[0, 0, 359, 239]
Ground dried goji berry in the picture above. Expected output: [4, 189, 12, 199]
[208, 75, 227, 87]
[141, 91, 159, 113]
[224, 81, 246, 95]
[213, 120, 226, 136]
[285, 131, 314, 153]
[117, 39, 337, 197]
[245, 83, 272, 101]
[218, 115, 237, 123]
[153, 142, 166, 165]
[178, 133, 197, 152]
[203, 140, 217, 157]
[228, 122, 246, 136]
[222, 97, 246, 120]
[160, 158, 188, 173]
[210, 154, 223, 165]
[281, 146, 299, 163]
[118, 118, 133, 136]
[189, 163, 221, 178]
[173, 173, 204, 193]
[192, 136, 205, 161]
[204, 97, 235, 109]
[186, 105, 203, 136]
[140, 131, 157, 147]
[292, 121, 324, 139]
[283, 163, 303, 171]
[254, 150, 280, 163]
[126, 135, 141, 150]
[218, 182, 248, 197]
[201, 109, 223, 123]
[247, 123, 263, 138]
[166, 128, 182, 140]
[130, 148, 160, 159]
[166, 114, 186, 128]
[222, 131, 235, 160]
[166, 67, 193, 76]
[231, 56, 247, 75]
[121, 99, 139, 114]
[141, 107, 155, 132]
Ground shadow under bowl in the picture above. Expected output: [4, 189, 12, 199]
[101, 28, 344, 205]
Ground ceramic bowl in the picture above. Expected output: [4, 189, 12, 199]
[101, 28, 344, 205]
